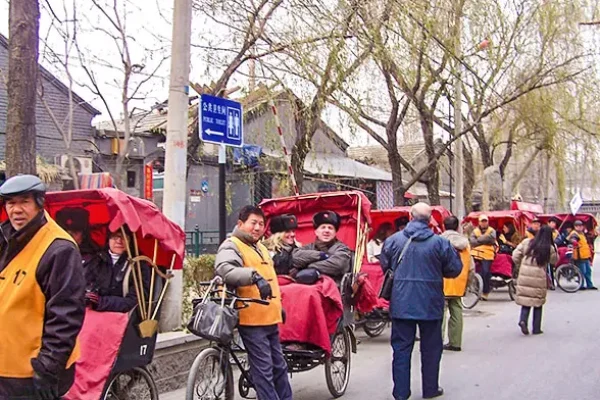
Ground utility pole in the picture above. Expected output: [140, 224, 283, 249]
[453, 0, 465, 219]
[160, 0, 193, 331]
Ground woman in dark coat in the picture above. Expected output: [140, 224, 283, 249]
[84, 228, 150, 313]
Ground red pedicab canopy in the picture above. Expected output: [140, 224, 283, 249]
[370, 205, 452, 238]
[463, 210, 536, 237]
[1, 188, 186, 269]
[538, 213, 598, 232]
[259, 191, 372, 252]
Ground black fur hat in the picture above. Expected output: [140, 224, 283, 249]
[56, 207, 90, 232]
[313, 211, 341, 231]
[270, 214, 298, 234]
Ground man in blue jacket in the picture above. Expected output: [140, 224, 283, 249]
[380, 203, 463, 400]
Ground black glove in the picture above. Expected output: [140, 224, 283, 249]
[319, 252, 329, 261]
[252, 273, 273, 300]
[33, 371, 59, 400]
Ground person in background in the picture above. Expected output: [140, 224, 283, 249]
[394, 217, 410, 232]
[262, 213, 325, 277]
[441, 216, 472, 352]
[215, 205, 292, 400]
[56, 207, 100, 263]
[513, 226, 558, 335]
[84, 228, 150, 312]
[548, 217, 561, 240]
[0, 175, 85, 400]
[594, 226, 600, 275]
[567, 220, 597, 290]
[526, 218, 542, 239]
[380, 203, 462, 400]
[300, 211, 352, 284]
[367, 222, 394, 263]
[470, 215, 497, 301]
[498, 222, 521, 255]
[555, 222, 574, 247]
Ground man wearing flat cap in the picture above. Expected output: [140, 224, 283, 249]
[470, 214, 497, 301]
[300, 211, 352, 284]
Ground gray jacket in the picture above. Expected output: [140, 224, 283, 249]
[291, 247, 323, 269]
[302, 239, 352, 282]
[215, 228, 262, 287]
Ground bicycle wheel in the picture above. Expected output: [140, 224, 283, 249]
[103, 367, 158, 400]
[363, 320, 386, 338]
[556, 264, 583, 293]
[461, 273, 483, 309]
[325, 328, 352, 398]
[186, 347, 234, 400]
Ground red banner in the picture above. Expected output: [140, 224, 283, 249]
[144, 162, 153, 200]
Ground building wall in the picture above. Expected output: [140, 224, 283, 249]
[245, 100, 345, 157]
[0, 43, 97, 162]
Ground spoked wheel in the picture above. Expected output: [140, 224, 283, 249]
[325, 328, 352, 398]
[556, 264, 584, 293]
[103, 367, 158, 400]
[461, 272, 483, 309]
[508, 280, 516, 301]
[186, 347, 234, 400]
[363, 320, 386, 338]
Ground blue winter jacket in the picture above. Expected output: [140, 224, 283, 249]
[380, 220, 463, 320]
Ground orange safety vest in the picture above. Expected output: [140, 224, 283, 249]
[230, 237, 282, 327]
[0, 215, 80, 378]
[572, 232, 592, 260]
[470, 227, 496, 261]
[444, 246, 471, 297]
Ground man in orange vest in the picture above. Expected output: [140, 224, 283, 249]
[567, 220, 597, 291]
[0, 175, 85, 400]
[441, 216, 471, 352]
[470, 215, 497, 300]
[215, 205, 292, 400]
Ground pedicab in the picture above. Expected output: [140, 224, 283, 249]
[538, 213, 598, 292]
[358, 206, 453, 336]
[260, 191, 372, 398]
[463, 210, 535, 300]
[185, 191, 371, 400]
[28, 188, 186, 400]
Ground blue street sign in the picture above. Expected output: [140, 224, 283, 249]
[199, 94, 243, 147]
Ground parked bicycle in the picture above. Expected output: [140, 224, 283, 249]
[461, 270, 483, 309]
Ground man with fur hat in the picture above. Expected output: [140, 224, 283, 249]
[56, 207, 99, 263]
[300, 211, 352, 284]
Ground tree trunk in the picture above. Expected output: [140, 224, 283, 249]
[463, 143, 475, 213]
[292, 106, 320, 194]
[6, 0, 40, 177]
[421, 117, 440, 205]
[387, 148, 405, 206]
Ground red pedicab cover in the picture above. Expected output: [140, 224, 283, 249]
[26, 189, 188, 400]
[490, 254, 513, 278]
[260, 192, 372, 350]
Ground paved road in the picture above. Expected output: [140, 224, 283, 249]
[164, 274, 600, 400]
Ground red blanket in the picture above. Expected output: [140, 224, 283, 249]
[360, 262, 390, 309]
[354, 273, 379, 313]
[490, 254, 513, 278]
[64, 310, 129, 400]
[278, 275, 343, 355]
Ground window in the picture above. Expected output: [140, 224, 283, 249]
[127, 171, 136, 188]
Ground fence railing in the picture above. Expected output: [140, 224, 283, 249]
[185, 227, 220, 257]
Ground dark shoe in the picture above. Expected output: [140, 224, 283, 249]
[580, 287, 587, 291]
[532, 330, 544, 335]
[518, 321, 529, 335]
[589, 287, 598, 291]
[423, 387, 444, 399]
[443, 344, 462, 352]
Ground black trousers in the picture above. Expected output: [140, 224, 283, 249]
[520, 306, 543, 333]
[391, 319, 443, 399]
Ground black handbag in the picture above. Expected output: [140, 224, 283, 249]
[379, 236, 414, 301]
[187, 292, 239, 345]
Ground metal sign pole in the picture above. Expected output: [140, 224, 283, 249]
[219, 144, 227, 244]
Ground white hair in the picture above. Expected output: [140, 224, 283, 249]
[411, 202, 432, 221]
